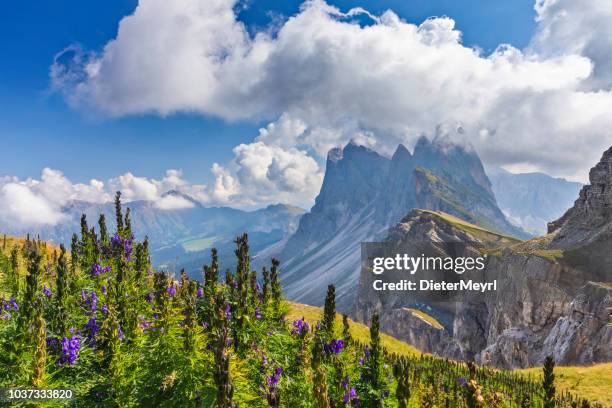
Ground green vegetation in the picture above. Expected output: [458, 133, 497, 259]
[519, 363, 612, 407]
[421, 210, 521, 245]
[0, 199, 606, 407]
[402, 308, 444, 330]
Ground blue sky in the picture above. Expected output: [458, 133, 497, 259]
[0, 0, 537, 184]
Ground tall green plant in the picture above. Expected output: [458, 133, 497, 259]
[542, 355, 556, 408]
[321, 285, 336, 337]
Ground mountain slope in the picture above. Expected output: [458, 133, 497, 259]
[354, 145, 612, 369]
[279, 137, 528, 310]
[489, 168, 582, 235]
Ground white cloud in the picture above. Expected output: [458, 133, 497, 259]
[210, 142, 324, 207]
[0, 169, 111, 225]
[0, 183, 67, 228]
[154, 194, 195, 210]
[0, 168, 211, 227]
[50, 0, 612, 184]
[530, 0, 612, 90]
[108, 172, 159, 202]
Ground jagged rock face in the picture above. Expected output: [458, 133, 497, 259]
[548, 146, 612, 244]
[413, 136, 494, 199]
[279, 143, 391, 309]
[376, 144, 416, 226]
[542, 282, 612, 363]
[279, 138, 525, 310]
[354, 207, 611, 369]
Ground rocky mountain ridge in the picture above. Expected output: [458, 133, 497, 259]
[353, 146, 612, 368]
[279, 137, 528, 309]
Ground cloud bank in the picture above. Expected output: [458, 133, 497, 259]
[46, 0, 612, 213]
[0, 169, 195, 228]
[0, 162, 320, 227]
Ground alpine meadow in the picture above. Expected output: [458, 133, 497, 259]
[0, 194, 606, 406]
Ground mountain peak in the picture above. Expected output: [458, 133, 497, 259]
[327, 147, 343, 163]
[392, 143, 412, 161]
[342, 140, 376, 155]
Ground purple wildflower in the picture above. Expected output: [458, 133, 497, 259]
[43, 285, 52, 297]
[91, 263, 102, 277]
[267, 367, 282, 387]
[102, 266, 111, 274]
[101, 285, 107, 295]
[8, 297, 18, 311]
[291, 317, 310, 335]
[118, 326, 124, 341]
[166, 284, 177, 298]
[124, 238, 133, 261]
[102, 304, 108, 314]
[255, 307, 262, 320]
[138, 316, 152, 333]
[58, 335, 81, 366]
[145, 292, 154, 303]
[343, 388, 358, 404]
[457, 377, 468, 386]
[1, 314, 9, 320]
[325, 339, 344, 354]
[197, 287, 203, 298]
[84, 317, 99, 347]
[111, 233, 122, 249]
[342, 376, 350, 389]
[87, 291, 97, 313]
[225, 303, 232, 320]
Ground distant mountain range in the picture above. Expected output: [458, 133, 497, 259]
[489, 168, 582, 235]
[0, 192, 305, 280]
[277, 137, 530, 309]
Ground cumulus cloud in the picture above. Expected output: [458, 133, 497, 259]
[210, 142, 324, 206]
[530, 0, 612, 90]
[50, 0, 612, 183]
[0, 168, 207, 228]
[0, 169, 111, 227]
[0, 183, 68, 228]
[0, 161, 320, 228]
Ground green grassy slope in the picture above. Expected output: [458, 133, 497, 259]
[288, 302, 612, 406]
